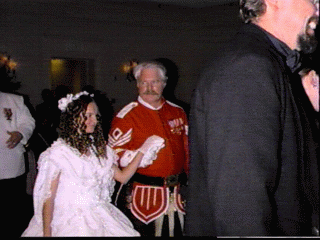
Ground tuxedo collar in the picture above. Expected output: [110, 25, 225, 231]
[244, 23, 302, 73]
[263, 28, 302, 73]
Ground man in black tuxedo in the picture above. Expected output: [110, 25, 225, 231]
[185, 0, 319, 236]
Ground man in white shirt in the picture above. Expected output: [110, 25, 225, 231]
[0, 53, 36, 237]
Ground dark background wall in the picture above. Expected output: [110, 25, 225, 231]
[1, 0, 242, 112]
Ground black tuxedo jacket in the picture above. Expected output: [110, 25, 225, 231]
[185, 23, 318, 236]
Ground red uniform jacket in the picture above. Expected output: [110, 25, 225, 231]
[108, 96, 189, 177]
[108, 96, 189, 224]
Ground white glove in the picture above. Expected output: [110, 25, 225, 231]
[138, 135, 165, 154]
[138, 135, 165, 168]
[119, 135, 165, 168]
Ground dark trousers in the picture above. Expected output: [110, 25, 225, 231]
[0, 174, 34, 237]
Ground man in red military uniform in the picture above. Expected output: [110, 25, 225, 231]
[108, 61, 189, 236]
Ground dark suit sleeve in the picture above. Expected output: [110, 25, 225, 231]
[185, 85, 217, 236]
[185, 53, 282, 236]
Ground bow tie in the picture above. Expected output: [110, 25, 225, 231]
[266, 33, 302, 74]
[286, 50, 302, 73]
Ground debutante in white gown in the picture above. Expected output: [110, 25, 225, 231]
[22, 139, 140, 237]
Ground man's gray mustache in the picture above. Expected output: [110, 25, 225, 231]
[143, 91, 158, 95]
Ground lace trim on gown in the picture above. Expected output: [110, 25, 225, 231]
[22, 139, 139, 237]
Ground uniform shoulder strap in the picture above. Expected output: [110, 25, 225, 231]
[116, 102, 138, 119]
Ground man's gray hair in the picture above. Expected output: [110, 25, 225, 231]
[239, 0, 266, 23]
[133, 61, 168, 82]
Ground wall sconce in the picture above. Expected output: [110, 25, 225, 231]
[120, 59, 139, 82]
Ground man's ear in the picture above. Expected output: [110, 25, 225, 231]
[163, 82, 167, 88]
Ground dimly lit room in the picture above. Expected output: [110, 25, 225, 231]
[1, 0, 319, 237]
[1, 0, 241, 112]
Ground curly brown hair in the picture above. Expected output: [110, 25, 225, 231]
[59, 94, 107, 158]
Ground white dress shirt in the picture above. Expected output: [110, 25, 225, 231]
[0, 92, 35, 179]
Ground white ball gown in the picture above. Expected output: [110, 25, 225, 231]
[22, 139, 140, 237]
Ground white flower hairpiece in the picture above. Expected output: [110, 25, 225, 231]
[58, 91, 94, 112]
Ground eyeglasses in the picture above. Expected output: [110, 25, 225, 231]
[138, 79, 164, 87]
